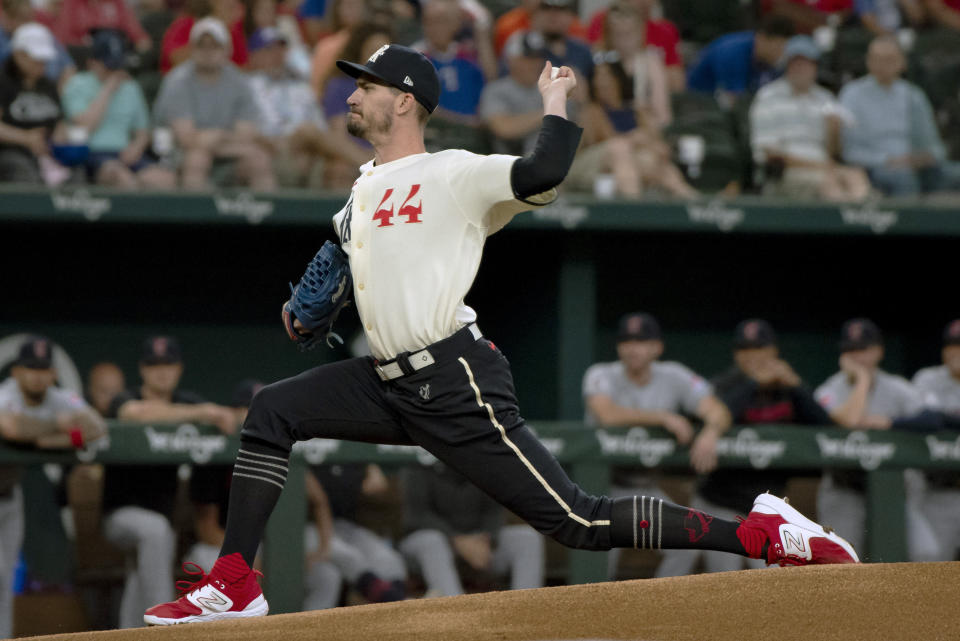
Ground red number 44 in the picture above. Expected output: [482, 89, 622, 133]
[373, 184, 422, 227]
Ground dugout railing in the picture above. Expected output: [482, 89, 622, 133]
[2, 422, 958, 614]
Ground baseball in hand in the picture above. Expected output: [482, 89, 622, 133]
[550, 66, 560, 80]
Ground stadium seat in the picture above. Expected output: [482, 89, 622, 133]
[908, 28, 960, 109]
[824, 26, 873, 90]
[664, 92, 743, 192]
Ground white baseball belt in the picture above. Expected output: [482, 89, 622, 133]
[374, 323, 482, 381]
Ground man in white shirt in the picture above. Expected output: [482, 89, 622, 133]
[750, 35, 870, 201]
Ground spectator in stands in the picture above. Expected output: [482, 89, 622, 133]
[910, 320, 960, 562]
[854, 0, 926, 34]
[399, 462, 544, 597]
[242, 0, 311, 77]
[53, 0, 151, 51]
[815, 318, 942, 561]
[568, 56, 697, 198]
[304, 463, 406, 609]
[62, 29, 176, 188]
[840, 35, 951, 196]
[0, 22, 72, 185]
[581, 312, 731, 579]
[85, 361, 125, 417]
[687, 14, 795, 97]
[102, 335, 237, 628]
[749, 35, 871, 201]
[596, 3, 671, 128]
[413, 0, 486, 125]
[479, 31, 554, 156]
[923, 0, 960, 31]
[154, 17, 275, 190]
[760, 0, 853, 34]
[247, 26, 364, 187]
[0, 0, 74, 86]
[161, 0, 248, 73]
[320, 22, 386, 187]
[309, 0, 374, 98]
[505, 0, 592, 78]
[0, 336, 105, 639]
[661, 319, 835, 575]
[587, 0, 685, 93]
[493, 0, 587, 57]
[185, 379, 262, 573]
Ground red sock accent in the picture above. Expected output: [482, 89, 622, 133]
[736, 522, 767, 559]
[639, 519, 649, 529]
[212, 552, 253, 584]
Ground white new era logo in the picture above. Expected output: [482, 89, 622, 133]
[403, 75, 414, 87]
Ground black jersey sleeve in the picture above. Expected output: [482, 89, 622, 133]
[510, 115, 583, 203]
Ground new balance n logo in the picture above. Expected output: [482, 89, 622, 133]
[189, 585, 233, 613]
[780, 526, 811, 559]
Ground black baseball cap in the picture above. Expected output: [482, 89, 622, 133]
[943, 319, 960, 346]
[230, 379, 264, 408]
[336, 44, 441, 114]
[839, 318, 883, 352]
[617, 312, 662, 342]
[141, 335, 183, 365]
[733, 319, 777, 350]
[16, 335, 53, 369]
[90, 29, 128, 70]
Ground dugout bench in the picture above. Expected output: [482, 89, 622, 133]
[2, 422, 958, 615]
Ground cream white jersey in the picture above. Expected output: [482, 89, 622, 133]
[332, 149, 555, 360]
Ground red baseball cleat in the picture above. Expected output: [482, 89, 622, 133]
[144, 553, 268, 625]
[737, 493, 860, 566]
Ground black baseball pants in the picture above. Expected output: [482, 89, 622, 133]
[242, 325, 616, 550]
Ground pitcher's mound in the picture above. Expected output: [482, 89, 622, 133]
[20, 562, 959, 641]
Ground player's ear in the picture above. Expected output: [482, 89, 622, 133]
[396, 92, 417, 116]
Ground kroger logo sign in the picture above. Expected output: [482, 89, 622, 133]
[596, 427, 676, 467]
[144, 424, 228, 464]
[815, 431, 896, 470]
[716, 429, 787, 469]
[294, 438, 341, 464]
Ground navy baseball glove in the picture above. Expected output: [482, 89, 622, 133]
[282, 241, 352, 350]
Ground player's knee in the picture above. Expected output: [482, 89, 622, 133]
[240, 382, 294, 446]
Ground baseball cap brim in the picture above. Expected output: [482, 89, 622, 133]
[336, 60, 403, 92]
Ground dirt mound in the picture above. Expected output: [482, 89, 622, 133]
[18, 562, 958, 641]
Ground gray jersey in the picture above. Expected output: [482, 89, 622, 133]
[582, 360, 712, 425]
[815, 369, 927, 419]
[0, 377, 87, 492]
[913, 366, 960, 417]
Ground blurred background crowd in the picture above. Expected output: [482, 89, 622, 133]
[1, 0, 960, 199]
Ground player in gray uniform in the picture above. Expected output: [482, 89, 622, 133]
[815, 318, 940, 560]
[583, 311, 732, 578]
[0, 336, 105, 638]
[145, 45, 859, 626]
[911, 319, 960, 561]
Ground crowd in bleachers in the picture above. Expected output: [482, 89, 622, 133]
[0, 0, 958, 198]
